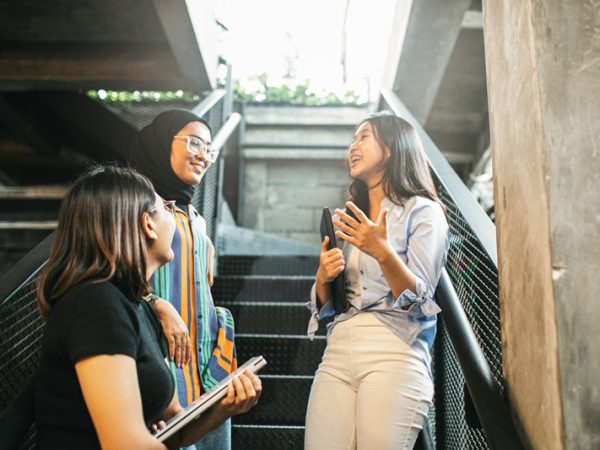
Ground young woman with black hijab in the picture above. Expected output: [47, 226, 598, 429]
[128, 110, 237, 450]
[35, 165, 260, 450]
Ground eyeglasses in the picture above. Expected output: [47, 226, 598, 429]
[173, 135, 219, 163]
[149, 200, 176, 215]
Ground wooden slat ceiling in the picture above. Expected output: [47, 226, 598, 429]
[0, 0, 215, 91]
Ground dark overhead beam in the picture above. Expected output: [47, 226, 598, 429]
[0, 51, 188, 91]
[152, 0, 218, 92]
[381, 0, 472, 124]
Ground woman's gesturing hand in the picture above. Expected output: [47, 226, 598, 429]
[334, 201, 391, 262]
[154, 299, 192, 368]
[316, 236, 345, 284]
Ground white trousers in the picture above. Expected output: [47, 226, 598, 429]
[304, 313, 433, 450]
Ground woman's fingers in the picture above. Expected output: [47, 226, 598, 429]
[168, 334, 176, 361]
[344, 201, 370, 223]
[231, 376, 247, 403]
[333, 218, 357, 237]
[151, 420, 166, 433]
[334, 207, 362, 228]
[320, 236, 330, 254]
[336, 230, 359, 247]
[183, 334, 192, 366]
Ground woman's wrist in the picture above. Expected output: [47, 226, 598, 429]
[143, 293, 160, 310]
[315, 269, 331, 285]
[374, 241, 395, 265]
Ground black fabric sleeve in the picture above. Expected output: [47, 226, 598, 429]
[63, 282, 141, 363]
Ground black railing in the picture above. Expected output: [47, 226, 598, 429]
[0, 83, 238, 448]
[379, 88, 523, 449]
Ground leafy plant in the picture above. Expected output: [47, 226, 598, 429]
[86, 90, 203, 103]
[232, 74, 363, 106]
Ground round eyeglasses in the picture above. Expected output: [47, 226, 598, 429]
[149, 200, 176, 215]
[173, 135, 219, 163]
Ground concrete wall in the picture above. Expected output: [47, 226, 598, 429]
[483, 1, 600, 448]
[239, 105, 364, 245]
[241, 158, 350, 245]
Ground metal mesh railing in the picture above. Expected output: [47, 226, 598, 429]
[380, 88, 505, 450]
[0, 268, 45, 449]
[433, 182, 501, 450]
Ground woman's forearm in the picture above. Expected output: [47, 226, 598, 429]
[375, 243, 416, 299]
[314, 272, 333, 308]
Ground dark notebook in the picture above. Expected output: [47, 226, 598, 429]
[320, 207, 349, 314]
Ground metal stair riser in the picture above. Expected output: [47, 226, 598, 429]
[236, 336, 326, 376]
[232, 425, 304, 450]
[212, 276, 314, 302]
[218, 255, 318, 276]
[234, 376, 312, 426]
[222, 302, 328, 336]
[0, 199, 62, 221]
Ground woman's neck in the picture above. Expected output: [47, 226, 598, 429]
[367, 180, 386, 222]
[145, 261, 160, 281]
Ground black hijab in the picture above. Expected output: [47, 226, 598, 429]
[128, 109, 212, 204]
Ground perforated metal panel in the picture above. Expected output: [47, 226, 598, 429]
[0, 270, 44, 449]
[431, 181, 501, 450]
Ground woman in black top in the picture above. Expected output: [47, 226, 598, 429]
[35, 165, 261, 450]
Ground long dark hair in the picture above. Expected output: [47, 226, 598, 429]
[349, 112, 442, 215]
[37, 165, 156, 316]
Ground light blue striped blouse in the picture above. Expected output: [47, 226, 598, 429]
[307, 195, 450, 378]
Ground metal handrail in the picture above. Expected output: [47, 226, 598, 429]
[436, 269, 524, 449]
[0, 233, 53, 307]
[211, 112, 242, 153]
[380, 87, 497, 267]
[211, 112, 242, 229]
[191, 89, 227, 119]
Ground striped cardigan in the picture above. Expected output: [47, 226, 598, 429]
[152, 204, 237, 407]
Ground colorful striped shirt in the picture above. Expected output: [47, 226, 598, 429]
[152, 204, 237, 407]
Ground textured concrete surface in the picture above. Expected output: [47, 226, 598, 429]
[483, 1, 600, 449]
[239, 106, 359, 244]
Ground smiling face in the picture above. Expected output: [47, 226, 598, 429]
[169, 121, 213, 186]
[348, 121, 389, 184]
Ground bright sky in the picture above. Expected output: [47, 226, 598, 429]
[214, 0, 397, 101]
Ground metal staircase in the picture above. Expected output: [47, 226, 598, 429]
[214, 255, 324, 448]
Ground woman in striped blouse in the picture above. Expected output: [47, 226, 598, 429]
[128, 110, 239, 450]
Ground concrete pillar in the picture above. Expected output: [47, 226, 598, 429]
[482, 1, 600, 449]
[381, 0, 471, 124]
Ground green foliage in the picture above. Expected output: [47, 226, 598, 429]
[87, 74, 364, 106]
[86, 90, 202, 103]
[233, 74, 364, 106]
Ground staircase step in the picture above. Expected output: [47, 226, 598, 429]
[223, 301, 328, 336]
[236, 334, 325, 376]
[235, 375, 312, 426]
[218, 255, 318, 276]
[212, 275, 313, 303]
[232, 424, 304, 450]
[0, 198, 61, 221]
